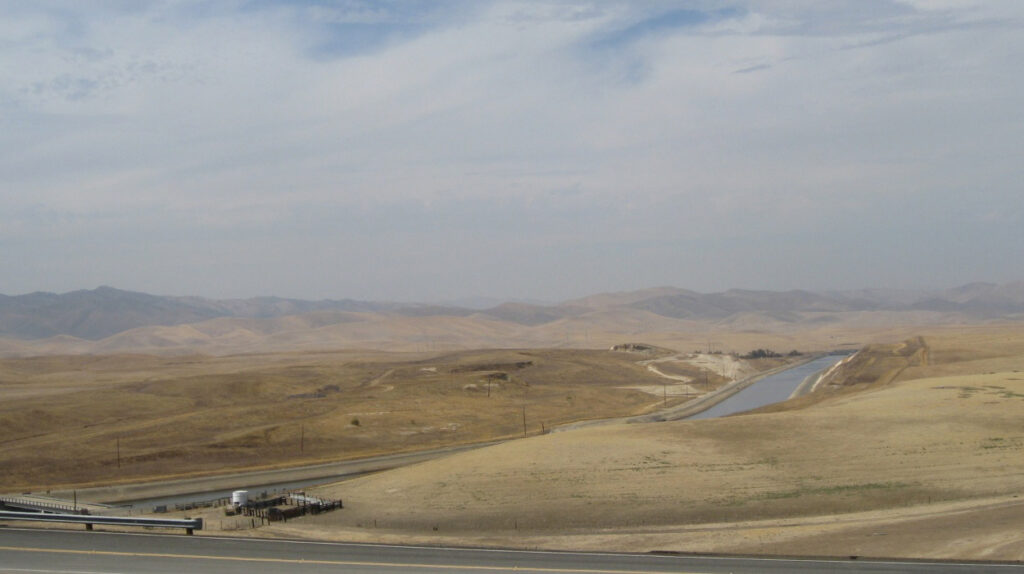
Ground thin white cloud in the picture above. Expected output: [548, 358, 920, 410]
[1, 1, 1023, 299]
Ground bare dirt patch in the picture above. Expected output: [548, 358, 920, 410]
[623, 352, 752, 397]
[682, 352, 757, 380]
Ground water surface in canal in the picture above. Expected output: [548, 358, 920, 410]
[686, 355, 843, 420]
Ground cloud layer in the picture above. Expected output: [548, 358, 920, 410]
[2, 1, 1022, 301]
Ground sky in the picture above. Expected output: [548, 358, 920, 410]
[2, 1, 1022, 303]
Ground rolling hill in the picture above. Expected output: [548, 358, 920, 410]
[1, 283, 1022, 356]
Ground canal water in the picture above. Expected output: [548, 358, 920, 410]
[685, 354, 842, 420]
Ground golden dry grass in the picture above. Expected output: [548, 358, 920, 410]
[268, 325, 1024, 560]
[0, 347, 776, 490]
[9, 319, 1024, 559]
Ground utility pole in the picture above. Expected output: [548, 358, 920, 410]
[522, 406, 527, 437]
[116, 437, 121, 469]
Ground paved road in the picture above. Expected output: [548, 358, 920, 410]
[40, 442, 506, 509]
[1, 529, 1022, 574]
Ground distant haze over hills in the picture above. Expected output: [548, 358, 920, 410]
[0, 286, 472, 340]
[1, 283, 1023, 345]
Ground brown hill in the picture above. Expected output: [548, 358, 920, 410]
[2, 283, 1023, 357]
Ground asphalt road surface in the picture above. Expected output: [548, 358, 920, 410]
[2, 529, 1022, 574]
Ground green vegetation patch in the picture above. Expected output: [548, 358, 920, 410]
[980, 436, 1024, 450]
[754, 481, 913, 502]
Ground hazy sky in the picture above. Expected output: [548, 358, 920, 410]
[2, 1, 1022, 302]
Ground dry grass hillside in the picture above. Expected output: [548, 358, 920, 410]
[0, 310, 848, 357]
[5, 284, 1016, 359]
[0, 346, 789, 490]
[264, 325, 1024, 560]
[8, 283, 1024, 347]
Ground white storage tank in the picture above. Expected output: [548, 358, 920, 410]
[231, 490, 249, 507]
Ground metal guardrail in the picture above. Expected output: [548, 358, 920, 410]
[0, 497, 79, 514]
[0, 510, 202, 535]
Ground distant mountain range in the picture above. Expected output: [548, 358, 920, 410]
[2, 282, 1023, 343]
[0, 286, 472, 340]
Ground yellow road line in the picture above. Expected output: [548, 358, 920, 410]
[0, 546, 702, 574]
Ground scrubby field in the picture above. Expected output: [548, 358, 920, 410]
[263, 325, 1024, 560]
[0, 347, 786, 490]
